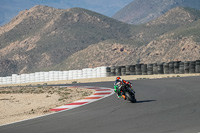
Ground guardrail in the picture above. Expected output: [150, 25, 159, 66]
[0, 60, 199, 85]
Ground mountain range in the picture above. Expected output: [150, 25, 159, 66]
[0, 4, 200, 76]
[64, 7, 200, 70]
[0, 5, 131, 76]
[113, 0, 200, 24]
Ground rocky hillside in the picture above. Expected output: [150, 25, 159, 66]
[59, 37, 200, 70]
[113, 0, 200, 24]
[0, 6, 200, 76]
[60, 7, 200, 70]
[0, 5, 131, 76]
[129, 7, 200, 45]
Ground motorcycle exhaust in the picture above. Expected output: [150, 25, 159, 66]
[122, 95, 126, 100]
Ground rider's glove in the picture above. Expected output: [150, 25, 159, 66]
[128, 82, 132, 88]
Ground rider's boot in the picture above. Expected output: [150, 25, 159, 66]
[117, 91, 121, 98]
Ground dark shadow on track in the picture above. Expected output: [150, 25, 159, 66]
[136, 100, 156, 103]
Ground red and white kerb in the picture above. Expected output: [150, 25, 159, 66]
[50, 86, 114, 112]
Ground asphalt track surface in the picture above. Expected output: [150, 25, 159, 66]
[0, 77, 200, 133]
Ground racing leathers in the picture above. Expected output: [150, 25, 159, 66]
[114, 79, 132, 98]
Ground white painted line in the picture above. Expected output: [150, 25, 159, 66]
[54, 105, 81, 109]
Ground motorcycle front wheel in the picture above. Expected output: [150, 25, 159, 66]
[125, 91, 137, 103]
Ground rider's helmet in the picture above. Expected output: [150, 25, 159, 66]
[116, 77, 121, 80]
[116, 77, 122, 82]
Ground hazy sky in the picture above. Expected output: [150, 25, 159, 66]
[0, 0, 133, 25]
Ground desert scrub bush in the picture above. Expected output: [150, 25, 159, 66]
[82, 92, 90, 96]
[43, 83, 48, 86]
[23, 89, 32, 93]
[33, 89, 44, 94]
[46, 95, 51, 98]
[58, 87, 65, 90]
[72, 81, 77, 84]
[63, 92, 70, 95]
[29, 87, 36, 92]
[36, 84, 43, 88]
[0, 90, 12, 94]
[19, 90, 23, 93]
[47, 90, 55, 94]
[58, 96, 68, 101]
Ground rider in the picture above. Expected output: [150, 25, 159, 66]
[114, 77, 132, 98]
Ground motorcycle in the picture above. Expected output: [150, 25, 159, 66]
[114, 84, 137, 103]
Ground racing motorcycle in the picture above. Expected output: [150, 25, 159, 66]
[114, 83, 137, 103]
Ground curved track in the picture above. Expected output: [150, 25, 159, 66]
[1, 77, 200, 133]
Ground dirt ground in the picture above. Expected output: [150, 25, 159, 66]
[0, 86, 94, 125]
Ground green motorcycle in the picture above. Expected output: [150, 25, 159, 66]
[114, 84, 137, 103]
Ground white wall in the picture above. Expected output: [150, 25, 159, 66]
[0, 66, 108, 85]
